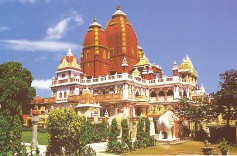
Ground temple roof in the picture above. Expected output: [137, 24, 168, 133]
[112, 5, 126, 18]
[57, 49, 81, 71]
[76, 86, 100, 108]
[134, 54, 151, 67]
[179, 55, 197, 75]
[132, 67, 141, 77]
[89, 17, 102, 28]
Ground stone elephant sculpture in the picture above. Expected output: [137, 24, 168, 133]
[157, 110, 179, 140]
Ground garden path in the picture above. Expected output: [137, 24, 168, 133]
[23, 142, 117, 156]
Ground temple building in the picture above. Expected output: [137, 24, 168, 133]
[30, 6, 208, 138]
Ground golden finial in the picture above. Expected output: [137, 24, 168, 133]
[94, 17, 97, 22]
[117, 5, 120, 10]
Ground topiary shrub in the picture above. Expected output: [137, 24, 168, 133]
[121, 119, 132, 151]
[106, 118, 119, 153]
[135, 117, 146, 148]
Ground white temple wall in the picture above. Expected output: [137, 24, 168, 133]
[174, 85, 180, 99]
[123, 83, 128, 100]
[57, 71, 69, 80]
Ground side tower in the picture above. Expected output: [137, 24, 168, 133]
[105, 6, 139, 74]
[178, 55, 198, 98]
[51, 49, 82, 102]
[81, 18, 110, 78]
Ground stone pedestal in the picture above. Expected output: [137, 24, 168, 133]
[94, 115, 98, 123]
[31, 116, 39, 150]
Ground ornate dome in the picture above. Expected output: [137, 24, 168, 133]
[57, 49, 81, 71]
[83, 18, 108, 49]
[179, 55, 197, 76]
[105, 6, 139, 72]
[31, 95, 44, 104]
[76, 86, 101, 108]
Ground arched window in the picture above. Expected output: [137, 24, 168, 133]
[167, 89, 174, 96]
[183, 90, 187, 97]
[102, 89, 106, 95]
[64, 91, 67, 98]
[150, 91, 156, 97]
[135, 91, 140, 97]
[103, 51, 106, 59]
[86, 51, 90, 59]
[158, 91, 165, 96]
[59, 92, 62, 98]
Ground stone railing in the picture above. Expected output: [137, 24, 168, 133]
[95, 94, 122, 102]
[51, 73, 197, 87]
[44, 98, 55, 103]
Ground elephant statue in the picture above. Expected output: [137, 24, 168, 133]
[157, 110, 179, 140]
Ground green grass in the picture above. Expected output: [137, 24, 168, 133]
[124, 141, 237, 155]
[22, 131, 48, 145]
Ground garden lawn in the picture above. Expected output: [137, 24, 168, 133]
[22, 131, 48, 145]
[124, 141, 237, 155]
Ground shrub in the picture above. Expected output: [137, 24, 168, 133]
[46, 108, 82, 155]
[218, 138, 229, 152]
[83, 145, 96, 156]
[107, 118, 118, 152]
[194, 129, 208, 141]
[121, 119, 132, 151]
[135, 117, 146, 148]
[80, 118, 94, 145]
[93, 121, 109, 142]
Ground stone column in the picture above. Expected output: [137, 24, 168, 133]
[149, 117, 155, 136]
[31, 116, 39, 150]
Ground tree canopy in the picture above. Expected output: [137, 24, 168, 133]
[214, 69, 237, 126]
[0, 62, 35, 115]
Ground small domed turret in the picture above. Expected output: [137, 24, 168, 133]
[179, 55, 197, 76]
[57, 49, 81, 71]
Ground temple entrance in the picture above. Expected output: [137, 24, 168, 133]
[135, 107, 142, 116]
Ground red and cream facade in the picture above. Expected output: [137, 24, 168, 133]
[32, 6, 206, 136]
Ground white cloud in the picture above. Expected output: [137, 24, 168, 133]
[0, 26, 10, 31]
[0, 39, 81, 52]
[45, 11, 83, 40]
[0, 0, 49, 3]
[18, 0, 37, 3]
[32, 79, 51, 90]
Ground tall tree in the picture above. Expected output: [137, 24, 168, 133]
[178, 97, 207, 139]
[0, 62, 35, 115]
[0, 62, 35, 154]
[214, 69, 237, 126]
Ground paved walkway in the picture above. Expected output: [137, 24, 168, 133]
[23, 142, 116, 156]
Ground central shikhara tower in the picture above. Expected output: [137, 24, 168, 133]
[33, 6, 207, 137]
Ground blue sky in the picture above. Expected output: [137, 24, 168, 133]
[0, 0, 237, 98]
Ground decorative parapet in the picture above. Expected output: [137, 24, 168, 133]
[51, 73, 197, 88]
[44, 98, 56, 104]
[94, 93, 122, 102]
